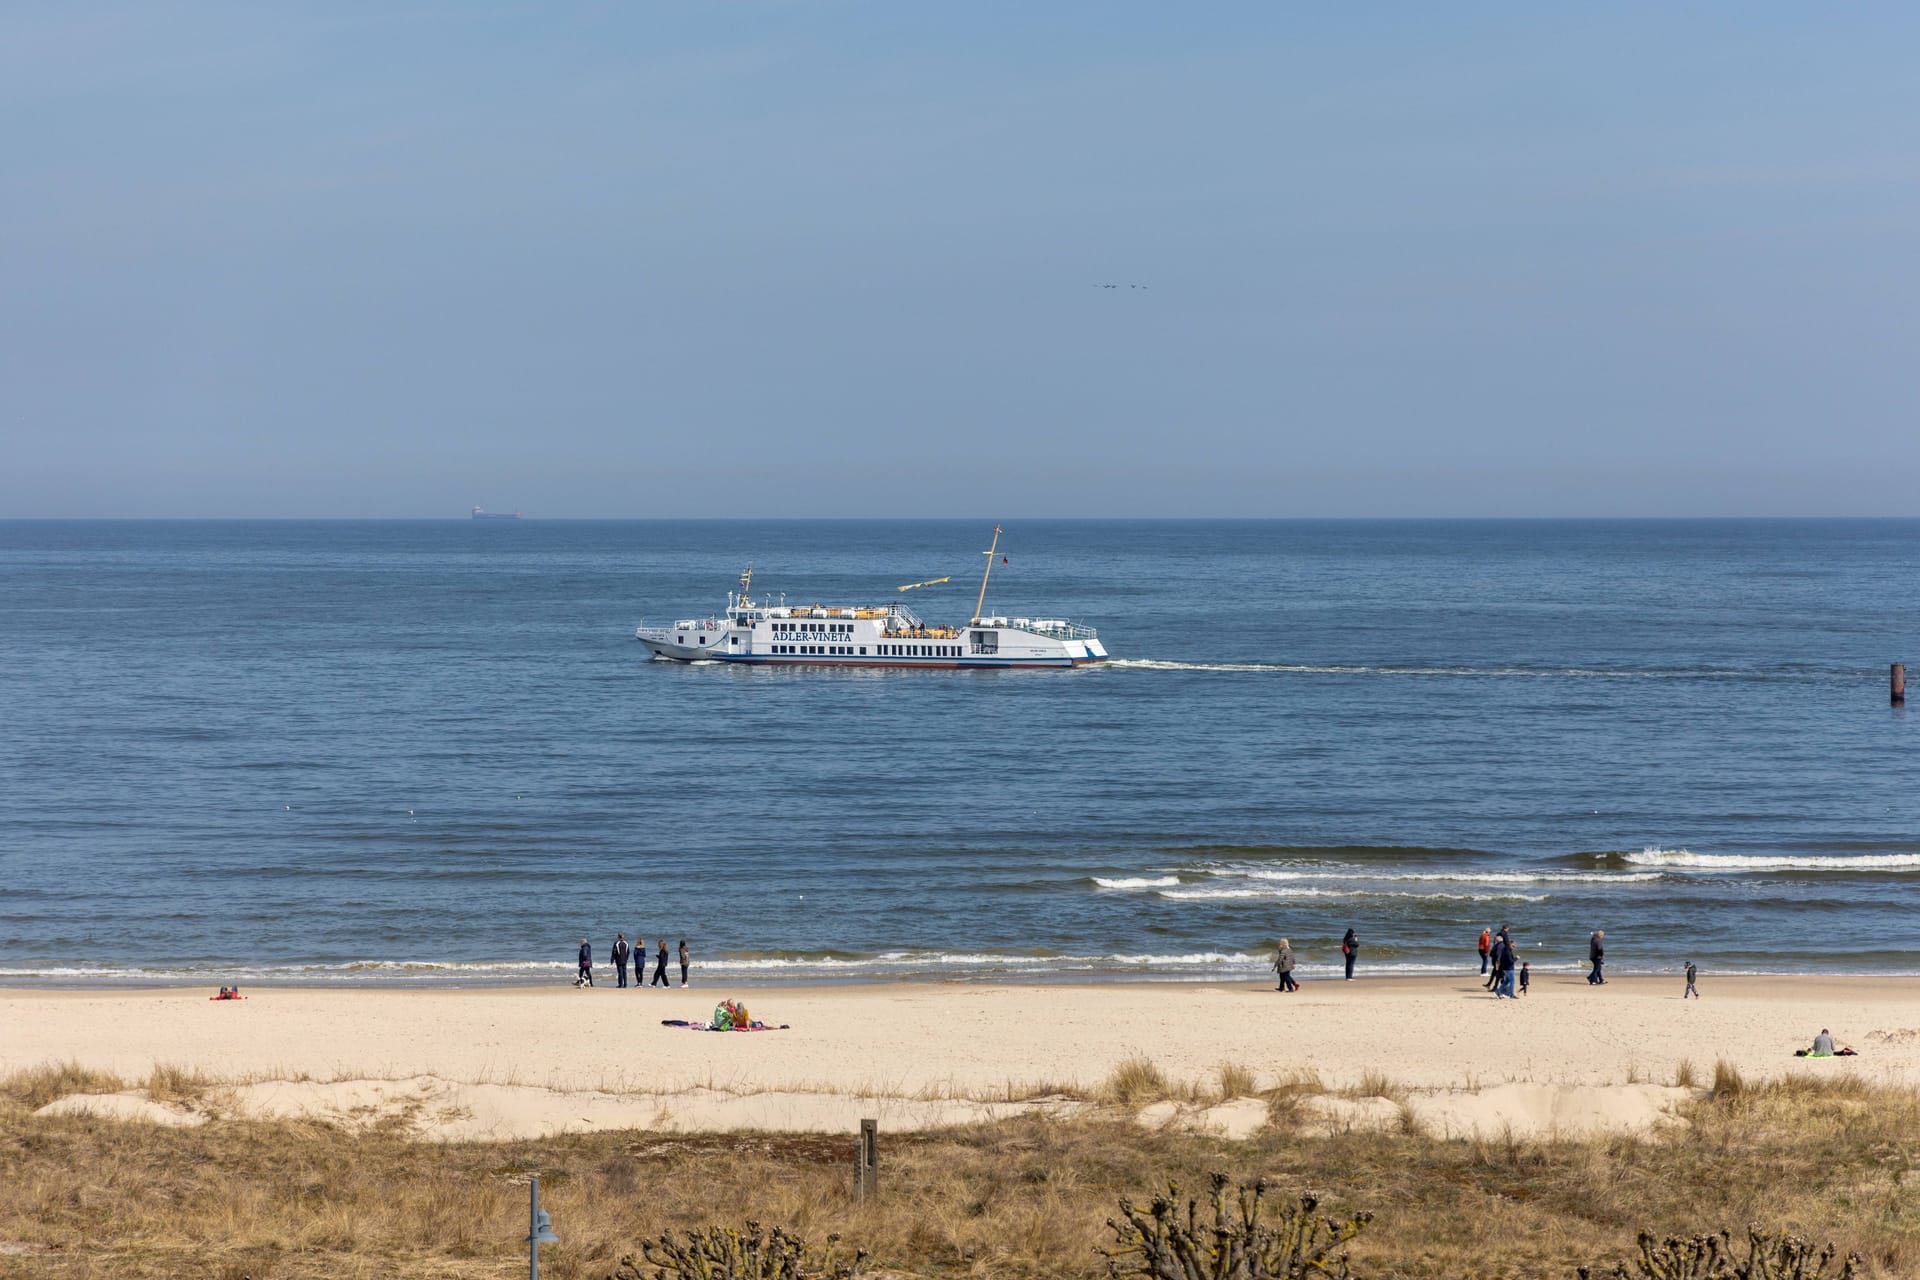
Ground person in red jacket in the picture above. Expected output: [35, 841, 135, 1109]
[1477, 928, 1492, 975]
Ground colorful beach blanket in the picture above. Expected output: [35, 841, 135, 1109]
[658, 997, 789, 1031]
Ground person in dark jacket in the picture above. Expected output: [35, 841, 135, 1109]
[1496, 935, 1519, 998]
[575, 938, 593, 988]
[678, 939, 691, 988]
[651, 938, 671, 987]
[1517, 962, 1530, 995]
[1341, 928, 1358, 980]
[1587, 930, 1606, 985]
[1485, 924, 1512, 990]
[612, 933, 631, 988]
[1684, 960, 1699, 999]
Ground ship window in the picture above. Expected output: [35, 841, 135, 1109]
[697, 635, 705, 644]
[677, 635, 685, 643]
[859, 647, 866, 655]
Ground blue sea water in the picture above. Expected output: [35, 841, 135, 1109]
[1, 518, 1916, 986]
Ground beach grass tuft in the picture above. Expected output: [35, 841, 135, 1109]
[1673, 1059, 1698, 1089]
[144, 1062, 216, 1106]
[1711, 1058, 1746, 1103]
[1215, 1061, 1258, 1102]
[1347, 1069, 1406, 1102]
[0, 1061, 126, 1112]
[1100, 1056, 1173, 1109]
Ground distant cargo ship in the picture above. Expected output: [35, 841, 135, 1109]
[471, 507, 523, 520]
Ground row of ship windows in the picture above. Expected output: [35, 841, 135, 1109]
[770, 644, 964, 658]
[773, 622, 854, 634]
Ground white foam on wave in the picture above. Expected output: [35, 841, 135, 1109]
[1104, 659, 1765, 680]
[1208, 867, 1662, 886]
[1158, 887, 1548, 904]
[1626, 846, 1920, 871]
[1091, 875, 1182, 889]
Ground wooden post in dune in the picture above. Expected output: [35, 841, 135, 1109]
[855, 1118, 878, 1203]
[1895, 663, 1907, 706]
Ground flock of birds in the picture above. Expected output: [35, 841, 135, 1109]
[1095, 283, 1148, 289]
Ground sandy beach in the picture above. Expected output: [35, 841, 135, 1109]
[8, 974, 1918, 1141]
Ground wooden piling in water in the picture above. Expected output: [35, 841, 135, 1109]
[1895, 663, 1907, 706]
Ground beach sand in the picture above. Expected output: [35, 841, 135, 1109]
[8, 975, 1917, 1141]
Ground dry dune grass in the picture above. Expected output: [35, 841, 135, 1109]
[1, 1067, 1917, 1279]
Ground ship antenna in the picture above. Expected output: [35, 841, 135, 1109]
[738, 563, 753, 603]
[970, 525, 1001, 625]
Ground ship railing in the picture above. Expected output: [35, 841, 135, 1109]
[1007, 619, 1099, 641]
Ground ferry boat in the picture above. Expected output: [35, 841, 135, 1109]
[471, 506, 523, 520]
[634, 529, 1108, 668]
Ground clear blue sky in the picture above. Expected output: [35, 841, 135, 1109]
[5, 4, 1918, 517]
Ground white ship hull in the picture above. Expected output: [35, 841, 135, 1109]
[639, 610, 1107, 668]
[635, 619, 729, 662]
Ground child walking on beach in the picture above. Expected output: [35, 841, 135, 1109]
[679, 939, 691, 987]
[1518, 962, 1530, 996]
[1684, 960, 1699, 999]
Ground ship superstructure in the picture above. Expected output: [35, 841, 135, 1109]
[634, 530, 1108, 668]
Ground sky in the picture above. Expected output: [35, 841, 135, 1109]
[4, 4, 1919, 518]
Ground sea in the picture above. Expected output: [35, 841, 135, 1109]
[2, 519, 1917, 987]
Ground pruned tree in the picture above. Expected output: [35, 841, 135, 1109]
[1103, 1173, 1371, 1280]
[1577, 1228, 1861, 1280]
[610, 1221, 865, 1280]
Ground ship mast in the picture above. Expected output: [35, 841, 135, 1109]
[969, 525, 1002, 626]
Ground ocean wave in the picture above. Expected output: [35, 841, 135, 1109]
[1157, 887, 1549, 903]
[1202, 867, 1662, 886]
[1090, 875, 1182, 889]
[1625, 847, 1920, 872]
[1104, 659, 1806, 680]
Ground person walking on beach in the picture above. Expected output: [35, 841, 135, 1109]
[575, 938, 594, 988]
[1587, 930, 1606, 985]
[1518, 962, 1530, 996]
[1273, 938, 1298, 992]
[1341, 928, 1358, 981]
[612, 933, 631, 988]
[1477, 928, 1491, 975]
[1484, 924, 1510, 991]
[651, 938, 671, 987]
[1684, 960, 1699, 999]
[678, 939, 691, 987]
[1488, 932, 1516, 998]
